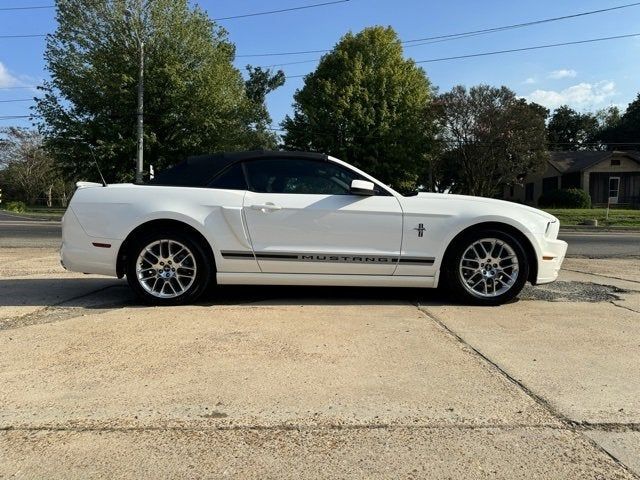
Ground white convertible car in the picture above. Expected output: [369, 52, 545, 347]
[61, 151, 567, 306]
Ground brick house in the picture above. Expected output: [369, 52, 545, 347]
[503, 151, 640, 208]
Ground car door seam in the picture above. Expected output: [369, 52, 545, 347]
[392, 194, 405, 276]
[240, 190, 263, 272]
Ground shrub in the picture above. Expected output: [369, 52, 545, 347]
[538, 188, 592, 209]
[4, 201, 27, 213]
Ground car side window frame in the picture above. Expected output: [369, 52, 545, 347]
[241, 158, 391, 196]
[206, 161, 249, 191]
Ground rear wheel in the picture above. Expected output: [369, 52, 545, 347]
[126, 231, 211, 305]
[443, 229, 529, 306]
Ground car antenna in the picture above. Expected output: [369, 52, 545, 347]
[87, 145, 107, 187]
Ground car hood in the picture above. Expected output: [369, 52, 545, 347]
[414, 192, 555, 220]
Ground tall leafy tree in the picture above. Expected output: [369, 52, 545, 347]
[595, 105, 622, 131]
[36, 0, 283, 182]
[244, 66, 286, 149]
[547, 105, 599, 151]
[435, 85, 549, 197]
[598, 94, 640, 150]
[282, 26, 437, 191]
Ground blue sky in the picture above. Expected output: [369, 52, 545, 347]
[1, 0, 640, 129]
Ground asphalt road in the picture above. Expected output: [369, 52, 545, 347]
[0, 212, 61, 248]
[0, 211, 638, 257]
[559, 231, 640, 257]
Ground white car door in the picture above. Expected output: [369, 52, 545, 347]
[241, 157, 403, 275]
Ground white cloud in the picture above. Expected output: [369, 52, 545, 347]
[525, 81, 616, 110]
[0, 61, 20, 88]
[523, 77, 536, 85]
[548, 69, 577, 80]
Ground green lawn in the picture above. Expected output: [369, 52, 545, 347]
[544, 208, 640, 228]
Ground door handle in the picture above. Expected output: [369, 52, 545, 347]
[250, 203, 282, 212]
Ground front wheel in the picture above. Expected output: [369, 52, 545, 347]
[126, 231, 211, 306]
[443, 229, 529, 306]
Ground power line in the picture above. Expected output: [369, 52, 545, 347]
[0, 1, 352, 42]
[238, 1, 640, 57]
[0, 4, 52, 10]
[0, 98, 34, 103]
[0, 0, 350, 19]
[0, 86, 39, 90]
[212, 0, 350, 21]
[414, 32, 640, 64]
[278, 32, 640, 76]
[265, 59, 319, 68]
[0, 34, 45, 39]
[404, 1, 640, 44]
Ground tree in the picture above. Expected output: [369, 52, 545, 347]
[244, 66, 286, 149]
[0, 128, 64, 205]
[598, 94, 640, 150]
[434, 85, 549, 197]
[282, 26, 437, 192]
[595, 105, 621, 131]
[547, 105, 599, 151]
[36, 0, 284, 183]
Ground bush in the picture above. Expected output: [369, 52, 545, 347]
[3, 201, 27, 213]
[538, 188, 591, 209]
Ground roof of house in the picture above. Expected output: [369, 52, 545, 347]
[548, 151, 640, 174]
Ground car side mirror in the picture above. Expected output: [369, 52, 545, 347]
[350, 179, 376, 196]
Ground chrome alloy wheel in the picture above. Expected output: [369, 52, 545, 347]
[458, 238, 519, 298]
[135, 239, 197, 299]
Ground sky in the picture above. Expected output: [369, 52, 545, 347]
[1, 0, 640, 130]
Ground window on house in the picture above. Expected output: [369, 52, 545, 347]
[525, 182, 534, 202]
[611, 158, 621, 166]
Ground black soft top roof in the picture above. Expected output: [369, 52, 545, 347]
[148, 150, 329, 187]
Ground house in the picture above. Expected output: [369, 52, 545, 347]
[504, 151, 640, 208]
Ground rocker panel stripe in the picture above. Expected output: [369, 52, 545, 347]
[221, 251, 435, 265]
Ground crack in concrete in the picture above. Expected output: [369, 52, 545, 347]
[416, 305, 640, 480]
[563, 268, 640, 288]
[570, 422, 640, 433]
[0, 423, 585, 434]
[416, 306, 572, 422]
[610, 301, 640, 314]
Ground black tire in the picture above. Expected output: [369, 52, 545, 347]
[442, 229, 529, 306]
[126, 229, 212, 306]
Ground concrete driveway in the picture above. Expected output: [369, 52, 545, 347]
[1, 248, 639, 479]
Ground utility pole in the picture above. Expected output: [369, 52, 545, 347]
[126, 5, 146, 184]
[135, 39, 144, 184]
